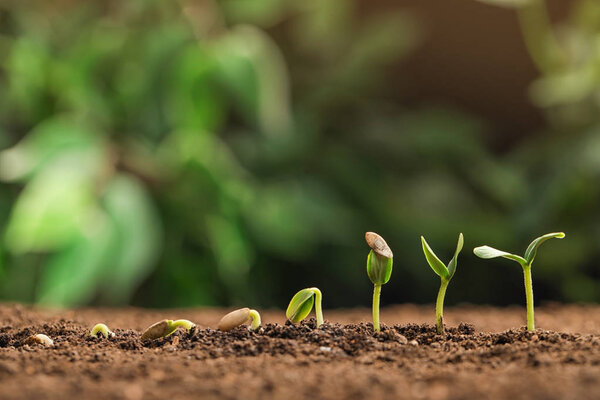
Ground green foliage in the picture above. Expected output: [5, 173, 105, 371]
[286, 288, 324, 327]
[366, 251, 394, 286]
[474, 232, 565, 330]
[474, 232, 565, 268]
[0, 0, 598, 310]
[421, 233, 463, 333]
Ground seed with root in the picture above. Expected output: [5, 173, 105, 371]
[25, 334, 54, 346]
[90, 323, 115, 339]
[218, 308, 261, 332]
[141, 319, 196, 341]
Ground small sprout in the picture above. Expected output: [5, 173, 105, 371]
[25, 334, 54, 346]
[286, 287, 324, 327]
[90, 323, 115, 339]
[365, 232, 393, 332]
[141, 319, 196, 341]
[421, 233, 464, 334]
[474, 232, 565, 331]
[217, 308, 261, 331]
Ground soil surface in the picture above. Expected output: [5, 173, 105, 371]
[1, 303, 600, 400]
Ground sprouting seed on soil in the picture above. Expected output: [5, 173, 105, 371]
[365, 232, 393, 332]
[217, 308, 261, 332]
[141, 319, 196, 341]
[90, 323, 115, 339]
[286, 287, 324, 327]
[26, 334, 53, 346]
[474, 232, 565, 331]
[421, 233, 464, 334]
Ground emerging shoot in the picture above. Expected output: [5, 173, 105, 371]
[141, 319, 196, 341]
[90, 323, 115, 339]
[421, 233, 464, 334]
[286, 287, 324, 327]
[474, 232, 565, 331]
[365, 232, 393, 332]
[217, 308, 261, 332]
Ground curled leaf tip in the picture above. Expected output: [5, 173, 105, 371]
[365, 232, 393, 258]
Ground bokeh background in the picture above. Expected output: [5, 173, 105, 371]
[0, 0, 599, 309]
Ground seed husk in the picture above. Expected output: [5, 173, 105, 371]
[25, 334, 53, 346]
[365, 232, 393, 258]
[141, 320, 170, 341]
[218, 308, 250, 331]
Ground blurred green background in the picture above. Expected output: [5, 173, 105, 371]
[0, 0, 599, 309]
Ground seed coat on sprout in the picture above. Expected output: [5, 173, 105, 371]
[365, 232, 393, 332]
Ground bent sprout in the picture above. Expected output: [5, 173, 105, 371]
[218, 308, 261, 332]
[474, 232, 565, 331]
[90, 323, 115, 339]
[141, 319, 196, 341]
[421, 233, 464, 334]
[286, 287, 324, 327]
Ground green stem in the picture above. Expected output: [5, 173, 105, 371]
[248, 309, 261, 331]
[167, 319, 196, 336]
[523, 265, 535, 331]
[311, 287, 324, 327]
[436, 279, 449, 335]
[372, 284, 381, 332]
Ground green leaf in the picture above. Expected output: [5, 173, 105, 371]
[366, 250, 393, 285]
[98, 174, 162, 304]
[286, 288, 315, 323]
[420, 236, 449, 279]
[37, 214, 115, 306]
[447, 233, 464, 279]
[523, 232, 565, 265]
[473, 246, 527, 266]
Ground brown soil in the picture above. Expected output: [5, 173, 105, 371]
[1, 303, 600, 400]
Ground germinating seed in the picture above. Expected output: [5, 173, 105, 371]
[218, 308, 250, 331]
[141, 320, 171, 341]
[25, 334, 53, 346]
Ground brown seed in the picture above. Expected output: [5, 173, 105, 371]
[141, 320, 170, 341]
[365, 232, 393, 258]
[218, 308, 250, 331]
[25, 334, 53, 346]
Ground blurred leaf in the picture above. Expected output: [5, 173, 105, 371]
[4, 161, 98, 253]
[98, 174, 162, 304]
[0, 115, 103, 182]
[37, 213, 114, 306]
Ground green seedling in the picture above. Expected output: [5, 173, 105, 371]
[421, 233, 464, 334]
[217, 308, 261, 331]
[90, 323, 115, 339]
[474, 232, 565, 331]
[365, 232, 393, 332]
[25, 334, 53, 346]
[141, 319, 196, 341]
[286, 287, 324, 327]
